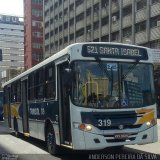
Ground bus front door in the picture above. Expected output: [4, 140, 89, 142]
[58, 63, 72, 146]
[21, 79, 29, 135]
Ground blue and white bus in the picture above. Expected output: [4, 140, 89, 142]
[3, 42, 158, 154]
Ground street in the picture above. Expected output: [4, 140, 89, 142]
[0, 120, 160, 160]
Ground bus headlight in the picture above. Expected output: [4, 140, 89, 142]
[79, 123, 92, 131]
[73, 122, 93, 131]
[146, 121, 151, 127]
[146, 118, 157, 127]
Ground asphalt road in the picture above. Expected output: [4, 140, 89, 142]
[0, 120, 160, 160]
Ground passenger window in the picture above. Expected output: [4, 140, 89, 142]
[45, 63, 55, 99]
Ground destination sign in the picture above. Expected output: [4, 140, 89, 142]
[82, 44, 148, 60]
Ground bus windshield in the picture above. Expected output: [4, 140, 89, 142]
[71, 61, 155, 109]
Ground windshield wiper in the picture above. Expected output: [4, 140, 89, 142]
[121, 60, 139, 80]
[95, 57, 112, 80]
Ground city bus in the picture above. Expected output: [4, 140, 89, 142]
[3, 42, 158, 155]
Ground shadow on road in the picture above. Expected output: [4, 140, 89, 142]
[10, 133, 160, 160]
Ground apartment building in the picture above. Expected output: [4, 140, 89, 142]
[24, 0, 43, 70]
[0, 15, 24, 84]
[44, 0, 160, 58]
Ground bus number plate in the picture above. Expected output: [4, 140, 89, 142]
[97, 119, 111, 127]
[114, 133, 128, 139]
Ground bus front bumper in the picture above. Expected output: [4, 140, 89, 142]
[72, 125, 158, 150]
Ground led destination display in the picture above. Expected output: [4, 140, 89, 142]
[82, 44, 148, 60]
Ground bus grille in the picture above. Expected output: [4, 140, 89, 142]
[97, 124, 142, 130]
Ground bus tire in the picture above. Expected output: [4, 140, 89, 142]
[13, 117, 20, 138]
[46, 125, 60, 155]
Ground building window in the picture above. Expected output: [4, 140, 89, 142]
[45, 33, 49, 40]
[59, 25, 62, 32]
[123, 5, 132, 17]
[93, 38, 99, 42]
[59, 0, 62, 6]
[33, 31, 43, 38]
[59, 39, 62, 45]
[150, 15, 160, 28]
[45, 45, 49, 51]
[50, 30, 54, 37]
[69, 4, 74, 11]
[111, 31, 119, 41]
[76, 28, 84, 38]
[50, 18, 53, 24]
[54, 2, 58, 9]
[32, 9, 43, 17]
[32, 21, 43, 28]
[45, 9, 49, 17]
[59, 12, 62, 20]
[33, 43, 43, 49]
[64, 36, 68, 43]
[64, 22, 68, 29]
[76, 13, 84, 22]
[32, 53, 43, 61]
[86, 7, 91, 16]
[112, 0, 118, 3]
[55, 28, 58, 34]
[55, 41, 58, 49]
[70, 33, 74, 40]
[93, 3, 99, 14]
[101, 16, 109, 26]
[152, 0, 160, 4]
[45, 21, 49, 28]
[32, 0, 43, 5]
[93, 21, 99, 30]
[86, 25, 91, 33]
[50, 43, 54, 50]
[50, 5, 53, 12]
[135, 21, 146, 33]
[101, 0, 109, 8]
[123, 27, 132, 37]
[150, 40, 160, 49]
[75, 0, 84, 7]
[112, 12, 119, 23]
[136, 0, 147, 11]
[101, 35, 109, 42]
[70, 18, 74, 26]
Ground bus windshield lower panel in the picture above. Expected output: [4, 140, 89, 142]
[71, 61, 155, 109]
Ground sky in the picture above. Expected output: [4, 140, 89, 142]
[0, 0, 24, 17]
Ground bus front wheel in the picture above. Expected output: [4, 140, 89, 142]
[46, 125, 59, 155]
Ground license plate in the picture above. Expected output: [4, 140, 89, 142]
[114, 133, 129, 139]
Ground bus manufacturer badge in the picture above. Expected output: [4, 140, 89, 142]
[119, 124, 124, 130]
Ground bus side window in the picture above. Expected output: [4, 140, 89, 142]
[28, 73, 35, 101]
[45, 63, 56, 99]
[11, 82, 17, 103]
[35, 68, 45, 100]
[17, 81, 21, 102]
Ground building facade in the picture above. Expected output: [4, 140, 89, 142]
[44, 0, 160, 58]
[0, 15, 24, 85]
[24, 0, 43, 70]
